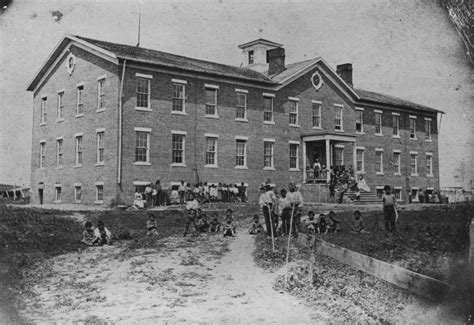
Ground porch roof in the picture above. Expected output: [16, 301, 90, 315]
[301, 131, 356, 142]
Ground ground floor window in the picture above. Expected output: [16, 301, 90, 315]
[54, 185, 61, 202]
[394, 187, 402, 200]
[376, 187, 384, 199]
[356, 148, 365, 172]
[95, 184, 104, 203]
[74, 185, 82, 202]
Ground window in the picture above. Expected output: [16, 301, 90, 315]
[375, 149, 383, 174]
[335, 147, 344, 167]
[376, 187, 384, 199]
[40, 97, 47, 124]
[136, 77, 150, 109]
[409, 116, 417, 139]
[392, 114, 400, 137]
[54, 185, 61, 202]
[410, 152, 418, 176]
[356, 148, 365, 172]
[375, 111, 382, 135]
[75, 135, 83, 166]
[424, 118, 431, 140]
[205, 88, 217, 116]
[76, 85, 84, 115]
[394, 188, 402, 200]
[74, 185, 82, 202]
[95, 184, 104, 203]
[393, 151, 401, 175]
[426, 153, 433, 176]
[205, 136, 217, 167]
[39, 141, 45, 168]
[334, 105, 343, 130]
[97, 78, 105, 110]
[263, 96, 274, 123]
[172, 133, 185, 165]
[355, 109, 364, 133]
[96, 131, 105, 164]
[56, 139, 63, 167]
[57, 92, 64, 120]
[312, 101, 321, 128]
[263, 141, 274, 169]
[172, 83, 185, 113]
[289, 143, 299, 170]
[135, 130, 150, 163]
[289, 99, 298, 126]
[236, 91, 247, 120]
[248, 50, 254, 64]
[235, 139, 247, 167]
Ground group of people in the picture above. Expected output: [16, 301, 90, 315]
[81, 220, 113, 246]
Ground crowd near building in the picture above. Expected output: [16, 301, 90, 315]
[27, 35, 442, 206]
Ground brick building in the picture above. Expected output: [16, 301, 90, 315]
[27, 35, 442, 206]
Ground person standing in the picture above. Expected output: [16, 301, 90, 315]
[382, 185, 397, 233]
[259, 183, 276, 236]
[286, 183, 304, 236]
[178, 181, 186, 204]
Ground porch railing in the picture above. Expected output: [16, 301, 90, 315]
[305, 170, 327, 183]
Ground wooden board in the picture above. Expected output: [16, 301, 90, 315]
[301, 238, 451, 300]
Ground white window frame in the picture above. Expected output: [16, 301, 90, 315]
[74, 183, 82, 203]
[392, 112, 400, 138]
[288, 97, 299, 127]
[334, 104, 344, 131]
[375, 148, 384, 175]
[57, 91, 64, 121]
[135, 74, 152, 111]
[204, 134, 218, 168]
[334, 145, 345, 167]
[74, 133, 83, 167]
[171, 130, 186, 167]
[134, 127, 151, 165]
[409, 116, 417, 139]
[172, 81, 186, 115]
[54, 183, 62, 203]
[424, 118, 432, 141]
[426, 152, 433, 177]
[263, 94, 275, 124]
[355, 107, 364, 133]
[76, 83, 84, 117]
[375, 110, 383, 135]
[394, 187, 403, 201]
[289, 141, 300, 171]
[94, 182, 104, 204]
[263, 139, 275, 170]
[235, 136, 248, 169]
[205, 85, 219, 118]
[393, 150, 401, 175]
[312, 100, 322, 129]
[96, 128, 105, 166]
[356, 147, 365, 173]
[40, 96, 47, 125]
[56, 137, 63, 168]
[97, 77, 106, 112]
[39, 140, 46, 169]
[410, 151, 418, 176]
[235, 89, 248, 122]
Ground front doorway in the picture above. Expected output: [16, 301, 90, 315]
[38, 188, 43, 205]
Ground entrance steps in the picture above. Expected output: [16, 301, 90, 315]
[346, 189, 380, 204]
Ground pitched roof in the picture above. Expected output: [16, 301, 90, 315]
[75, 36, 274, 84]
[355, 89, 443, 114]
[237, 38, 283, 49]
[265, 59, 316, 82]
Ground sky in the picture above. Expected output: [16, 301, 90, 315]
[0, 0, 472, 189]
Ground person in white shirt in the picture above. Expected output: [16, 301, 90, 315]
[259, 183, 276, 236]
[382, 185, 397, 232]
[286, 183, 304, 236]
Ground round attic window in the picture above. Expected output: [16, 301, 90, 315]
[66, 53, 76, 75]
[311, 71, 323, 90]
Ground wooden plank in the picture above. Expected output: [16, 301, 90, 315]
[313, 239, 450, 300]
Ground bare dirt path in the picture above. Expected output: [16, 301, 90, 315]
[19, 231, 317, 324]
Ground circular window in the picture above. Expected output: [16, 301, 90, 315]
[311, 71, 323, 90]
[66, 54, 76, 75]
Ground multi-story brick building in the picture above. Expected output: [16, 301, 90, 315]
[27, 35, 442, 206]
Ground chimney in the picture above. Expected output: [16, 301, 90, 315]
[267, 47, 286, 75]
[336, 63, 353, 87]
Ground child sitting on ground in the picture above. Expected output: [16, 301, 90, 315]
[326, 211, 341, 233]
[222, 216, 236, 237]
[146, 215, 158, 236]
[305, 211, 318, 248]
[351, 210, 369, 233]
[318, 213, 327, 234]
[81, 221, 95, 246]
[196, 211, 209, 233]
[208, 217, 221, 233]
[93, 220, 112, 245]
[249, 214, 264, 234]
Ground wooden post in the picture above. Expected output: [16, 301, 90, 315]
[469, 220, 474, 273]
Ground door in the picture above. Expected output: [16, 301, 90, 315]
[38, 189, 43, 205]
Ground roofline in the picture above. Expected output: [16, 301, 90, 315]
[238, 38, 283, 49]
[357, 95, 444, 115]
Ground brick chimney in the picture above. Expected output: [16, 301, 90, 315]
[267, 47, 286, 75]
[336, 63, 353, 87]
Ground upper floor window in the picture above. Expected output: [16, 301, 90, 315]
[205, 87, 218, 117]
[289, 99, 299, 126]
[235, 138, 247, 168]
[312, 101, 321, 128]
[56, 138, 63, 167]
[171, 132, 186, 165]
[426, 153, 433, 176]
[375, 149, 384, 174]
[40, 97, 47, 124]
[57, 92, 64, 121]
[263, 95, 274, 123]
[97, 78, 105, 111]
[136, 77, 151, 110]
[39, 141, 46, 168]
[172, 82, 186, 113]
[393, 151, 401, 175]
[375, 110, 383, 135]
[248, 50, 254, 64]
[289, 143, 299, 170]
[263, 140, 274, 169]
[334, 105, 343, 131]
[392, 113, 400, 137]
[96, 130, 105, 165]
[205, 136, 218, 167]
[424, 118, 432, 140]
[75, 135, 83, 166]
[355, 108, 364, 133]
[135, 128, 151, 164]
[409, 116, 417, 139]
[235, 91, 247, 120]
[410, 152, 418, 176]
[76, 85, 84, 116]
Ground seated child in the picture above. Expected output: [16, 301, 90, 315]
[133, 191, 146, 209]
[183, 209, 198, 237]
[170, 187, 180, 204]
[196, 211, 209, 233]
[326, 211, 341, 233]
[351, 210, 369, 233]
[185, 193, 200, 211]
[249, 214, 264, 235]
[81, 221, 95, 246]
[318, 213, 327, 234]
[305, 211, 318, 234]
[93, 220, 112, 245]
[208, 217, 221, 233]
[222, 216, 236, 237]
[146, 215, 159, 236]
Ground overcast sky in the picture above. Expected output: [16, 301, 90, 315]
[0, 0, 472, 188]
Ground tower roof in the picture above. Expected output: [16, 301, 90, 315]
[237, 38, 283, 49]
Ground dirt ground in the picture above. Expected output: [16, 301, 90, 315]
[18, 226, 319, 324]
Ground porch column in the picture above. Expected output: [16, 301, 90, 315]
[302, 141, 307, 183]
[353, 143, 357, 174]
[325, 139, 331, 183]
